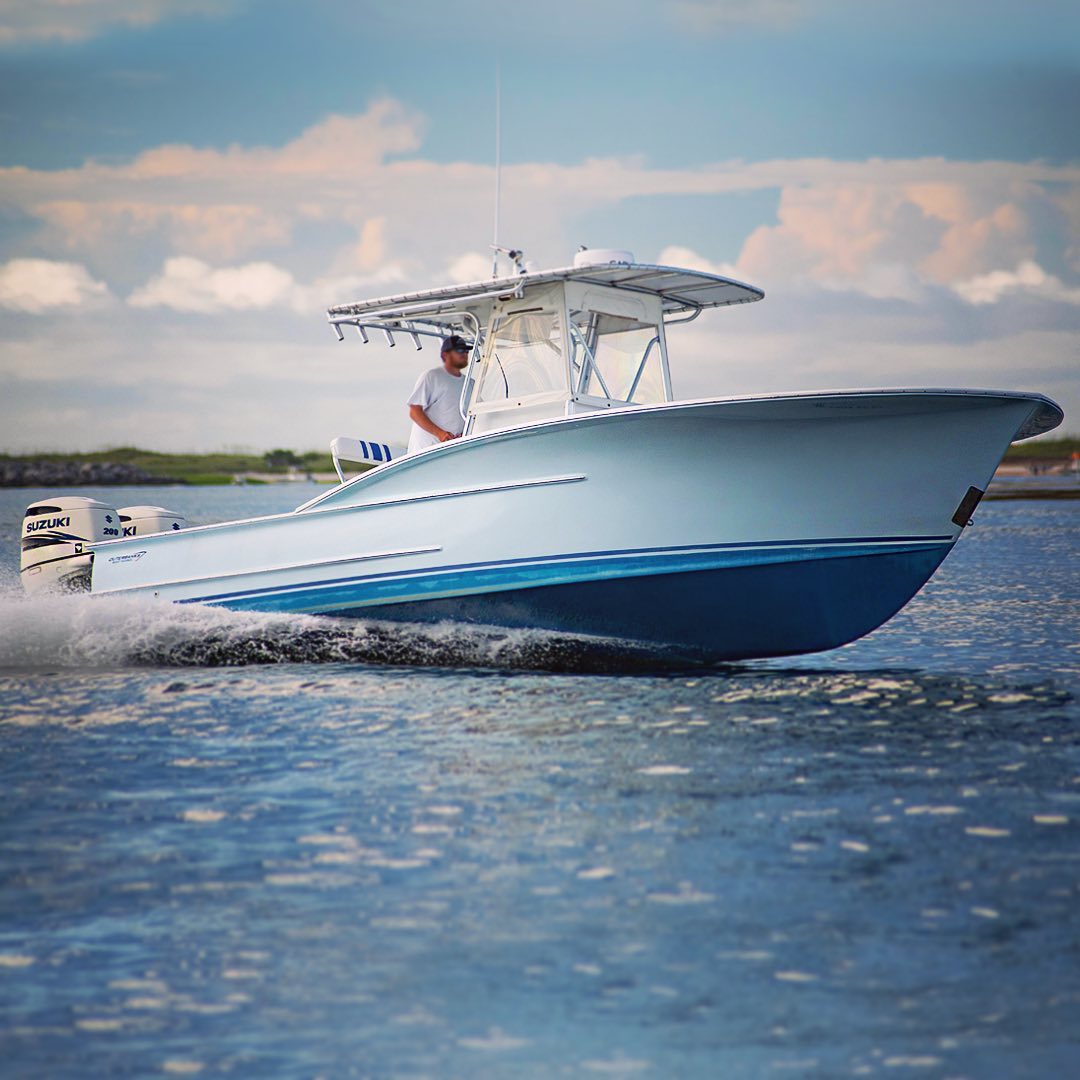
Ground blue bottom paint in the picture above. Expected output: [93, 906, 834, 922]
[322, 544, 953, 662]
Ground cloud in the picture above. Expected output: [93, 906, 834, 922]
[126, 255, 413, 315]
[0, 258, 110, 312]
[3, 111, 1077, 320]
[953, 260, 1080, 306]
[0, 0, 239, 46]
[0, 105, 1075, 356]
[14, 101, 425, 263]
[35, 200, 294, 263]
[4, 104, 1075, 296]
[124, 103, 423, 183]
[657, 245, 740, 278]
[446, 252, 493, 284]
[733, 170, 1077, 300]
[128, 256, 301, 314]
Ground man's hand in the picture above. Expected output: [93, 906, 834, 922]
[410, 403, 459, 443]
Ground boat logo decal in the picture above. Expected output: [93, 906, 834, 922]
[108, 550, 148, 565]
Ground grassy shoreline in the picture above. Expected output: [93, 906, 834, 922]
[999, 436, 1079, 460]
[0, 447, 339, 485]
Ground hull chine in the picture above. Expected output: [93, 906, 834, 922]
[197, 540, 954, 663]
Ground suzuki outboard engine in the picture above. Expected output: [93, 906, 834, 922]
[20, 496, 122, 594]
[117, 505, 187, 537]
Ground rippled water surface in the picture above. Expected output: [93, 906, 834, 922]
[1, 486, 1078, 1077]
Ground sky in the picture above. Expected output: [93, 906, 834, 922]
[0, 0, 1077, 453]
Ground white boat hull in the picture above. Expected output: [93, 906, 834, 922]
[87, 389, 1061, 661]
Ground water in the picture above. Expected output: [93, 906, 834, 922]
[1, 485, 1078, 1077]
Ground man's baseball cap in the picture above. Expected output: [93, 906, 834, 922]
[442, 334, 471, 353]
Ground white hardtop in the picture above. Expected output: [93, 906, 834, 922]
[327, 260, 763, 326]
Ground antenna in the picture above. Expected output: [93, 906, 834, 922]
[491, 64, 501, 278]
[490, 245, 527, 275]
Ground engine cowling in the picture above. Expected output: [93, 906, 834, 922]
[20, 496, 122, 594]
[117, 505, 188, 537]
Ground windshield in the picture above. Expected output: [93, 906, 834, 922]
[570, 312, 664, 404]
[475, 308, 567, 404]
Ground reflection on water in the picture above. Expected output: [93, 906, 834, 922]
[0, 489, 1077, 1076]
[2, 662, 1077, 1077]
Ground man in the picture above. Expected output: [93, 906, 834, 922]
[406, 334, 470, 454]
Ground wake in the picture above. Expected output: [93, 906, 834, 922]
[0, 586, 686, 673]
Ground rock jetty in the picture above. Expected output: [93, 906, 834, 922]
[0, 460, 181, 487]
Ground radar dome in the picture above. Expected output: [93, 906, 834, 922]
[573, 248, 635, 268]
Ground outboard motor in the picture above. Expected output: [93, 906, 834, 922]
[117, 505, 187, 537]
[20, 496, 122, 595]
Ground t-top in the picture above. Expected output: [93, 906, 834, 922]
[407, 366, 466, 453]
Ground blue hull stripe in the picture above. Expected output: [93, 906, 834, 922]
[183, 536, 954, 613]
[348, 545, 954, 661]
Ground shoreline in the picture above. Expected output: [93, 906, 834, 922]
[985, 486, 1080, 501]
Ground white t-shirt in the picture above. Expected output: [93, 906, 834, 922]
[406, 366, 465, 453]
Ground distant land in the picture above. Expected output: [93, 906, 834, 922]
[0, 447, 341, 487]
[1, 440, 1078, 494]
[1001, 436, 1080, 461]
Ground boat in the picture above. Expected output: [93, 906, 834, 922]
[19, 248, 1064, 662]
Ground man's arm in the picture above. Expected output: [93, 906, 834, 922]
[408, 404, 458, 442]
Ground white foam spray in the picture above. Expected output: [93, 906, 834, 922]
[0, 585, 680, 673]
